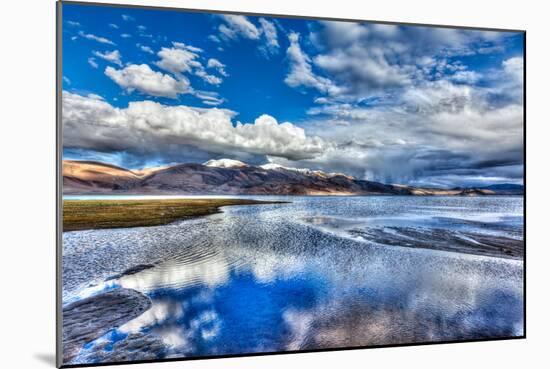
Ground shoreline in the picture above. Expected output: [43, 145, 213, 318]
[64, 192, 525, 198]
[63, 198, 287, 232]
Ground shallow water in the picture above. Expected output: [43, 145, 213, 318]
[63, 196, 524, 364]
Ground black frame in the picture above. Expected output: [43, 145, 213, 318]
[56, 1, 527, 367]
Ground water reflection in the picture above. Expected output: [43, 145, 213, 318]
[64, 196, 524, 364]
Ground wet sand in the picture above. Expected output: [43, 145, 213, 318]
[62, 288, 152, 363]
[350, 226, 524, 259]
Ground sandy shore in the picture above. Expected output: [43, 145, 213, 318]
[62, 288, 152, 364]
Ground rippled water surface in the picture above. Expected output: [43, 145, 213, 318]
[63, 196, 524, 364]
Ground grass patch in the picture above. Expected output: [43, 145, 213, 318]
[63, 198, 284, 232]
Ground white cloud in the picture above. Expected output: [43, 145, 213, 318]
[259, 18, 279, 55]
[194, 70, 222, 85]
[218, 15, 261, 40]
[194, 90, 225, 106]
[503, 56, 523, 83]
[87, 93, 104, 100]
[173, 42, 203, 53]
[92, 50, 123, 66]
[218, 24, 236, 40]
[105, 64, 190, 98]
[63, 76, 71, 85]
[319, 21, 369, 47]
[137, 44, 154, 54]
[156, 46, 200, 76]
[207, 58, 228, 77]
[63, 92, 326, 160]
[208, 35, 221, 43]
[156, 45, 225, 85]
[67, 21, 81, 27]
[78, 31, 115, 45]
[109, 23, 119, 29]
[294, 21, 516, 103]
[120, 33, 132, 38]
[122, 14, 135, 21]
[87, 57, 98, 69]
[450, 70, 481, 84]
[370, 24, 400, 38]
[307, 103, 370, 120]
[284, 32, 343, 96]
[313, 46, 412, 93]
[216, 16, 280, 57]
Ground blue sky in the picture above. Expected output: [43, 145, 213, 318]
[62, 2, 524, 187]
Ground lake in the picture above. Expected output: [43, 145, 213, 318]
[62, 195, 524, 364]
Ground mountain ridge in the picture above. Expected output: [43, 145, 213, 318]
[62, 159, 524, 196]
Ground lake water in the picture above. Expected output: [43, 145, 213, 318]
[62, 196, 524, 364]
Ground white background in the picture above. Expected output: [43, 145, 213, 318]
[0, 0, 546, 367]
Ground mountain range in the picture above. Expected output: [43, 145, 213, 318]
[62, 159, 524, 196]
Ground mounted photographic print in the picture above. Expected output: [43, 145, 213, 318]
[57, 1, 525, 367]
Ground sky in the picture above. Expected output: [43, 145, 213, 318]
[61, 3, 524, 188]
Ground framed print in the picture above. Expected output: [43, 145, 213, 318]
[57, 1, 525, 367]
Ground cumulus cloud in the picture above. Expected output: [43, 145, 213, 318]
[156, 44, 225, 85]
[218, 15, 261, 40]
[291, 21, 517, 102]
[101, 40, 227, 101]
[309, 22, 413, 97]
[105, 64, 190, 98]
[285, 32, 343, 96]
[62, 92, 326, 161]
[313, 47, 412, 93]
[502, 57, 523, 87]
[318, 21, 369, 48]
[277, 21, 523, 185]
[215, 15, 280, 57]
[92, 50, 123, 66]
[78, 31, 115, 45]
[156, 46, 201, 76]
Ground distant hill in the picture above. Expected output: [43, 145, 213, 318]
[62, 159, 524, 196]
[481, 184, 524, 191]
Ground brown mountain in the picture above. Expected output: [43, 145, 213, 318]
[62, 160, 523, 196]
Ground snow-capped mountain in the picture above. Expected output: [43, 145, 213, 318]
[62, 159, 523, 196]
[260, 163, 354, 179]
[203, 158, 249, 168]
